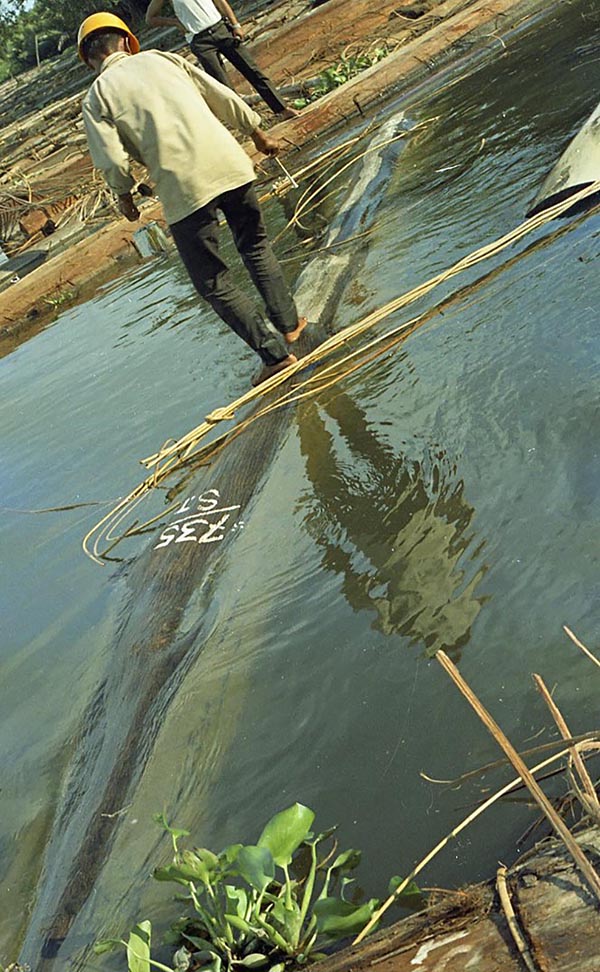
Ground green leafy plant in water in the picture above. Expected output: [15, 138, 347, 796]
[94, 803, 422, 972]
[42, 287, 75, 309]
[291, 46, 390, 109]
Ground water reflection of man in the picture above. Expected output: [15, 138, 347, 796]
[299, 389, 485, 658]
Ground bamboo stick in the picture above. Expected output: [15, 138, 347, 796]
[141, 178, 600, 470]
[532, 674, 598, 812]
[496, 864, 537, 972]
[436, 651, 600, 902]
[353, 739, 599, 945]
[84, 179, 600, 561]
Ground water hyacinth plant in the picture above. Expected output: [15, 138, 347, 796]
[95, 803, 421, 972]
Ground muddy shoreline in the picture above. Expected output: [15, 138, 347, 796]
[0, 0, 557, 347]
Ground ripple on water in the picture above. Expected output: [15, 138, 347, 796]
[4, 6, 600, 962]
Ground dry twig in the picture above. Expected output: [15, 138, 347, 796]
[564, 625, 600, 670]
[352, 739, 599, 946]
[435, 651, 600, 902]
[496, 864, 537, 972]
[533, 673, 599, 817]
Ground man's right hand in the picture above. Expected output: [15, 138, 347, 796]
[252, 128, 282, 157]
[118, 193, 140, 221]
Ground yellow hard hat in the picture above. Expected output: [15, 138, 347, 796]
[77, 12, 140, 61]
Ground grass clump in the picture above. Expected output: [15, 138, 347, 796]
[291, 45, 391, 109]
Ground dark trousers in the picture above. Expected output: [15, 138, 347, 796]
[190, 20, 287, 114]
[170, 182, 298, 366]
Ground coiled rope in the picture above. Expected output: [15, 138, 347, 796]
[83, 179, 600, 563]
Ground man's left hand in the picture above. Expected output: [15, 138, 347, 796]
[231, 22, 244, 40]
[118, 192, 140, 221]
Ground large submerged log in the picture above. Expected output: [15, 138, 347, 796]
[16, 120, 404, 970]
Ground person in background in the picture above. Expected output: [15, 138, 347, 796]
[78, 12, 307, 386]
[145, 0, 300, 119]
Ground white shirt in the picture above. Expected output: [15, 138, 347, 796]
[172, 0, 222, 42]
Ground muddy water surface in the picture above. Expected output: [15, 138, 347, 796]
[2, 0, 600, 964]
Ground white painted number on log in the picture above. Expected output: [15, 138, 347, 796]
[154, 489, 241, 550]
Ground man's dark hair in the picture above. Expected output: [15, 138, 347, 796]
[82, 28, 126, 62]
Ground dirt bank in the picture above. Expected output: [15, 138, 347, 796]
[0, 0, 555, 347]
[0, 221, 144, 355]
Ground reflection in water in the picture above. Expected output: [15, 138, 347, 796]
[299, 386, 486, 657]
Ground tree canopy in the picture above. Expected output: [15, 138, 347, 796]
[0, 0, 148, 79]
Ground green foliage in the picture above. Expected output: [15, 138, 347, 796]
[387, 875, 422, 908]
[257, 804, 314, 867]
[291, 46, 390, 110]
[42, 288, 75, 309]
[0, 0, 146, 76]
[96, 803, 423, 972]
[127, 922, 153, 972]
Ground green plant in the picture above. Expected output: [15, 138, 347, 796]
[95, 803, 422, 972]
[291, 46, 390, 109]
[42, 287, 75, 309]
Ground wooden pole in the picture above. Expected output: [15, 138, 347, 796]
[436, 650, 600, 902]
[532, 673, 598, 811]
[564, 625, 600, 670]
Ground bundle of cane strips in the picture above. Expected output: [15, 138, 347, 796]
[83, 179, 600, 563]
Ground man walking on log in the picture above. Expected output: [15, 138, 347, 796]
[145, 0, 299, 119]
[78, 13, 307, 386]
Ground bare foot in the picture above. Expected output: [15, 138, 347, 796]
[284, 317, 308, 345]
[278, 107, 301, 120]
[252, 353, 298, 387]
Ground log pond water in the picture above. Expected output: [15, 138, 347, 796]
[1, 0, 599, 966]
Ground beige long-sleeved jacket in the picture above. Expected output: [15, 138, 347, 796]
[82, 50, 262, 225]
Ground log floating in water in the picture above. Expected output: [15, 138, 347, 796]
[309, 827, 600, 972]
